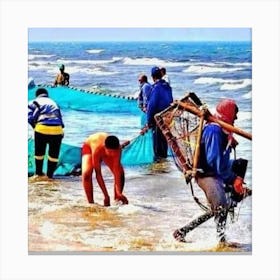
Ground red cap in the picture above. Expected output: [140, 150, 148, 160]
[214, 99, 238, 125]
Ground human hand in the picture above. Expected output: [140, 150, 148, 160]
[140, 125, 149, 135]
[233, 176, 245, 195]
[116, 194, 128, 205]
[121, 140, 130, 149]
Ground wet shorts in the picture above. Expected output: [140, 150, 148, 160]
[81, 143, 91, 156]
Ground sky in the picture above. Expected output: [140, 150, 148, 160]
[28, 28, 251, 42]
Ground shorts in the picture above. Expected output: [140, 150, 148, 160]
[81, 143, 91, 156]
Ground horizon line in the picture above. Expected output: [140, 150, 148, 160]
[29, 39, 251, 43]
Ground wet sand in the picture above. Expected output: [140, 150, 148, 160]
[28, 160, 252, 254]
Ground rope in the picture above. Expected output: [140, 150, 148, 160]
[37, 84, 138, 101]
[187, 179, 210, 212]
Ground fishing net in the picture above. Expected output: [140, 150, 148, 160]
[28, 85, 139, 114]
[28, 132, 154, 176]
[121, 130, 154, 165]
[154, 93, 203, 182]
[28, 138, 82, 176]
[28, 85, 156, 176]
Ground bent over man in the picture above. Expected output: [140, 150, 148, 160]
[81, 132, 129, 207]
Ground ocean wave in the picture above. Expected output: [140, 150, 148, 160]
[235, 111, 252, 123]
[62, 57, 122, 65]
[194, 77, 252, 91]
[122, 57, 187, 67]
[220, 79, 251, 90]
[51, 65, 118, 76]
[184, 65, 244, 74]
[29, 62, 118, 76]
[242, 91, 252, 99]
[29, 54, 56, 60]
[85, 49, 104, 54]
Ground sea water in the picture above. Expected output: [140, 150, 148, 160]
[28, 41, 252, 253]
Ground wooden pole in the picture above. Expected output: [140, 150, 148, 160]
[174, 100, 252, 141]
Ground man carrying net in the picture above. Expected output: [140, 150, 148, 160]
[172, 98, 251, 247]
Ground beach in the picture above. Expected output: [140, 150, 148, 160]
[28, 160, 252, 253]
[28, 40, 252, 253]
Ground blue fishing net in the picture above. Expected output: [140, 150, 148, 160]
[28, 86, 155, 176]
[121, 130, 154, 165]
[28, 138, 82, 176]
[28, 85, 139, 114]
[28, 131, 154, 176]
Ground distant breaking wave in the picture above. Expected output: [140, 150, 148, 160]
[220, 79, 251, 90]
[85, 49, 104, 54]
[29, 63, 118, 76]
[242, 91, 252, 99]
[184, 65, 244, 74]
[29, 54, 56, 60]
[194, 77, 252, 91]
[122, 57, 187, 67]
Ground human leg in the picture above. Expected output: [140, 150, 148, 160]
[173, 211, 214, 242]
[152, 126, 168, 161]
[81, 145, 94, 203]
[34, 132, 47, 176]
[197, 177, 228, 242]
[47, 134, 63, 178]
[173, 177, 228, 243]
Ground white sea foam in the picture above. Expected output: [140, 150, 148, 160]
[40, 221, 56, 238]
[113, 204, 144, 214]
[29, 62, 118, 76]
[220, 79, 251, 90]
[122, 57, 187, 67]
[215, 61, 252, 67]
[62, 57, 122, 65]
[242, 91, 252, 99]
[184, 65, 244, 74]
[28, 54, 55, 60]
[194, 77, 234, 85]
[194, 77, 252, 91]
[53, 66, 118, 76]
[86, 49, 104, 54]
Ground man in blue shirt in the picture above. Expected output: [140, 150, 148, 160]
[137, 74, 152, 113]
[173, 99, 248, 246]
[143, 66, 173, 162]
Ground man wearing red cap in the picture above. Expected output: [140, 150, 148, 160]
[174, 98, 247, 246]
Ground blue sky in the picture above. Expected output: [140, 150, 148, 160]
[28, 28, 251, 42]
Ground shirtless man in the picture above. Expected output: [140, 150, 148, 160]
[81, 132, 129, 206]
[54, 64, 70, 86]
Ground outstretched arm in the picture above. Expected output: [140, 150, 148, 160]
[113, 165, 128, 204]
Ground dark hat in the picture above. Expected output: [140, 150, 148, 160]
[151, 66, 161, 76]
[35, 87, 48, 97]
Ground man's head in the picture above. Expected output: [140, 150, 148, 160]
[104, 135, 121, 157]
[151, 66, 162, 80]
[160, 67, 166, 75]
[105, 135, 120, 150]
[35, 87, 48, 97]
[215, 99, 239, 125]
[138, 74, 148, 84]
[59, 64, 65, 71]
